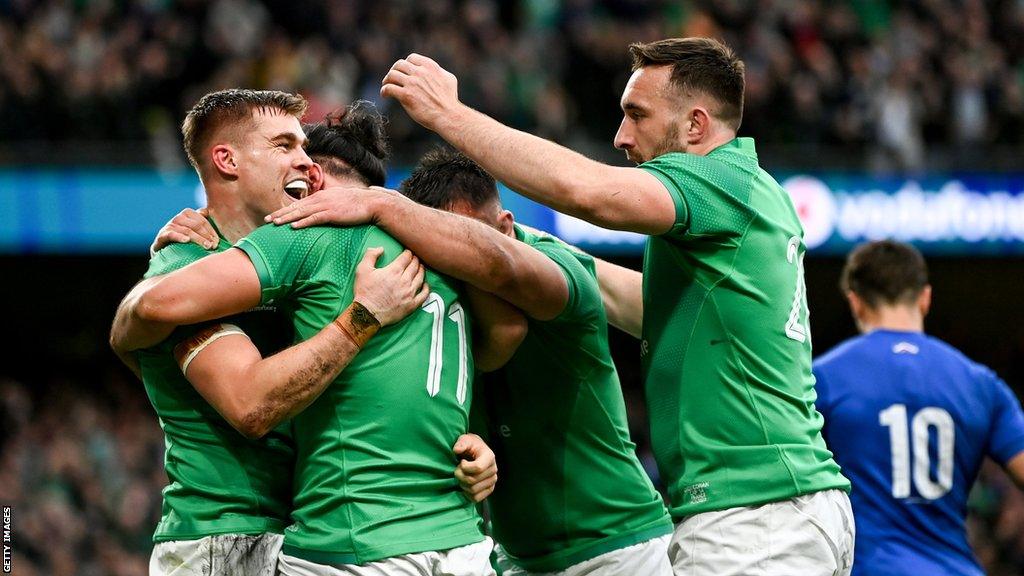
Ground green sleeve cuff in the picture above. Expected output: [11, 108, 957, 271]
[235, 239, 275, 305]
[640, 164, 690, 236]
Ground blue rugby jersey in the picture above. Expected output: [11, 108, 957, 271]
[814, 330, 1024, 576]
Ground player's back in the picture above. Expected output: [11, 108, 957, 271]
[237, 223, 483, 565]
[814, 330, 1024, 576]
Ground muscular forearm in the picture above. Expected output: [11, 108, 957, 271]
[110, 277, 178, 354]
[593, 258, 644, 338]
[1006, 452, 1024, 490]
[434, 106, 655, 232]
[375, 191, 516, 292]
[373, 191, 566, 319]
[185, 303, 380, 439]
[113, 347, 143, 380]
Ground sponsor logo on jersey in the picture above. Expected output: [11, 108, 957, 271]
[683, 482, 710, 505]
[892, 342, 920, 355]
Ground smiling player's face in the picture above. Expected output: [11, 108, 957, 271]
[235, 110, 313, 217]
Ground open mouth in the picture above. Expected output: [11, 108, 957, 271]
[284, 179, 310, 199]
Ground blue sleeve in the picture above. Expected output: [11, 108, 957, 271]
[812, 365, 833, 442]
[986, 373, 1024, 466]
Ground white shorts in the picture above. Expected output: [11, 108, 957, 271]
[277, 537, 496, 576]
[494, 535, 671, 576]
[150, 532, 284, 576]
[669, 489, 855, 576]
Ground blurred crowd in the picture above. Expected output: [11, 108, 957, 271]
[1, 369, 1024, 575]
[2, 0, 1024, 169]
[0, 376, 164, 575]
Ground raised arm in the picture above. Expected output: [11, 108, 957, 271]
[380, 54, 676, 235]
[593, 258, 644, 339]
[175, 248, 428, 439]
[268, 187, 570, 320]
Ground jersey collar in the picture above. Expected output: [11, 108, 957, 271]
[205, 215, 231, 249]
[708, 137, 757, 159]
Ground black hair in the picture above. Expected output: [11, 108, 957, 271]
[399, 147, 498, 210]
[304, 100, 389, 186]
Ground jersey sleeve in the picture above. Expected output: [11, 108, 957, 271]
[985, 372, 1024, 466]
[235, 224, 335, 305]
[639, 153, 691, 237]
[530, 239, 600, 326]
[144, 241, 209, 278]
[639, 152, 755, 240]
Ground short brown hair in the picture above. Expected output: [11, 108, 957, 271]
[840, 240, 929, 308]
[181, 89, 308, 169]
[629, 37, 745, 129]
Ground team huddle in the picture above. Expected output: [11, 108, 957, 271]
[110, 37, 1024, 576]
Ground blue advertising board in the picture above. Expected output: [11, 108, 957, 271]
[2, 168, 1024, 256]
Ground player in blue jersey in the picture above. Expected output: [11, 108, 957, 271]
[813, 240, 1024, 576]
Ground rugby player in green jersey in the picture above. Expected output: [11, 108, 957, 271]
[112, 92, 497, 575]
[267, 148, 674, 575]
[115, 99, 516, 574]
[381, 38, 854, 575]
[111, 90, 439, 575]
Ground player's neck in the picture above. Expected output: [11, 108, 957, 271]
[858, 305, 925, 334]
[686, 129, 737, 157]
[205, 201, 260, 244]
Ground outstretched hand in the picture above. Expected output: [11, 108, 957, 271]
[266, 186, 396, 229]
[380, 53, 462, 132]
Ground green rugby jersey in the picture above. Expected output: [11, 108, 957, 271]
[638, 138, 850, 519]
[236, 223, 483, 565]
[138, 227, 295, 542]
[472, 225, 671, 572]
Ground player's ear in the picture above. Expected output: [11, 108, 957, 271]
[309, 162, 325, 193]
[918, 285, 932, 318]
[497, 210, 514, 237]
[211, 144, 239, 178]
[687, 106, 710, 145]
[846, 291, 864, 319]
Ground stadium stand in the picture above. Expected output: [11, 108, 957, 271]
[2, 1, 1024, 574]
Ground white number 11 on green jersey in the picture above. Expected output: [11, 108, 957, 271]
[421, 292, 469, 404]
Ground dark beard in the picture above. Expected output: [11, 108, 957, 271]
[623, 122, 684, 165]
[649, 121, 683, 161]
